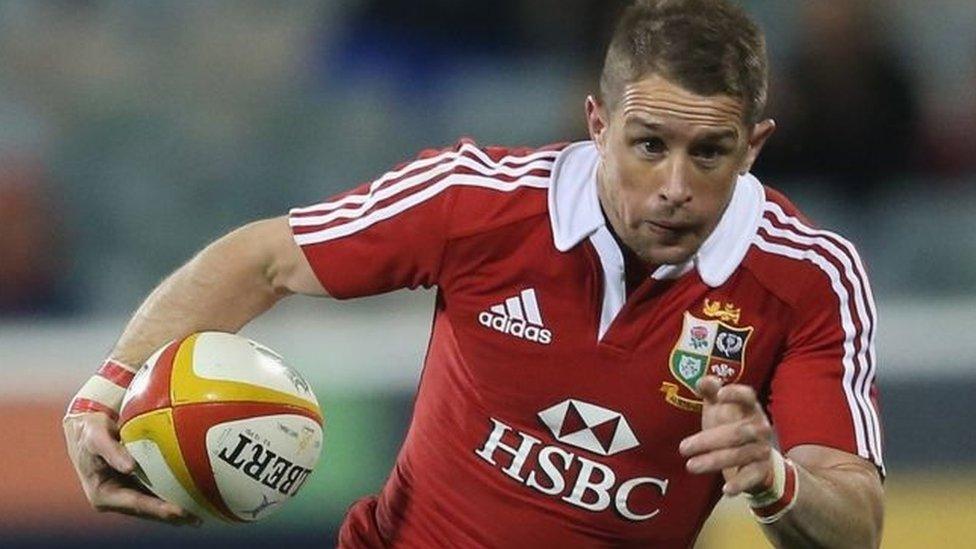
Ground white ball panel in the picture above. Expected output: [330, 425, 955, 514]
[191, 332, 318, 407]
[125, 438, 209, 519]
[207, 414, 323, 521]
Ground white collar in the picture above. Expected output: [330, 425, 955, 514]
[547, 141, 765, 288]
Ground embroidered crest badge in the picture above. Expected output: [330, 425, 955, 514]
[661, 311, 754, 412]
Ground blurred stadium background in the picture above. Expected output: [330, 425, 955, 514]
[1, 1, 974, 547]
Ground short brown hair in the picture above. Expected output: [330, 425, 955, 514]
[600, 0, 768, 124]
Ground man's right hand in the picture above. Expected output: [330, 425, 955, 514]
[63, 412, 200, 525]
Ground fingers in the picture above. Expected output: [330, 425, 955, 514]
[84, 418, 136, 474]
[697, 378, 760, 412]
[94, 477, 201, 526]
[683, 442, 770, 475]
[682, 381, 775, 495]
[697, 376, 723, 404]
[714, 383, 761, 412]
[68, 412, 136, 475]
[723, 460, 773, 496]
[680, 418, 772, 457]
[66, 413, 199, 525]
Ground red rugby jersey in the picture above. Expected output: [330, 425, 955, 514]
[289, 140, 883, 548]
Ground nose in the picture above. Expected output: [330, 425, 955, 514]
[658, 157, 693, 206]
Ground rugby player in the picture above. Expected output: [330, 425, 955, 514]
[65, 0, 884, 546]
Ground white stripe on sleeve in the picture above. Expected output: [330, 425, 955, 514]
[761, 205, 882, 465]
[290, 155, 557, 228]
[292, 174, 549, 246]
[752, 233, 882, 471]
[290, 144, 558, 217]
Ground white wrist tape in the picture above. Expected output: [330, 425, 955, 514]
[748, 449, 799, 524]
[65, 359, 138, 421]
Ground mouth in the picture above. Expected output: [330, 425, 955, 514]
[644, 220, 690, 235]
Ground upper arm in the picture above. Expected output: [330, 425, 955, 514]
[283, 140, 559, 299]
[765, 237, 884, 474]
[250, 216, 329, 297]
[284, 143, 468, 299]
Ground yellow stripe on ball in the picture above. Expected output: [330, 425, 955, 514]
[119, 407, 226, 519]
[170, 334, 322, 422]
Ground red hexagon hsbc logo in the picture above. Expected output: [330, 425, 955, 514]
[537, 399, 639, 456]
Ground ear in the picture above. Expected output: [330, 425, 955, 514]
[739, 119, 776, 175]
[586, 95, 610, 152]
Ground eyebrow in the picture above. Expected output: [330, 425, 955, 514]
[624, 118, 739, 141]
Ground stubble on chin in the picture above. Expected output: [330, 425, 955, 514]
[635, 232, 699, 267]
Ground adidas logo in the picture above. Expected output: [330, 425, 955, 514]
[478, 288, 553, 345]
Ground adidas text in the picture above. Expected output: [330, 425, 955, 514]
[478, 312, 553, 345]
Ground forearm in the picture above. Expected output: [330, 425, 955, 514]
[110, 219, 295, 366]
[64, 218, 317, 522]
[760, 460, 883, 548]
[679, 381, 885, 548]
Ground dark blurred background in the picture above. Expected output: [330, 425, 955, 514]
[1, 1, 974, 547]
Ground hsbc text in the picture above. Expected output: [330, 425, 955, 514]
[475, 418, 668, 521]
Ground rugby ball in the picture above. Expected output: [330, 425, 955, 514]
[118, 332, 323, 522]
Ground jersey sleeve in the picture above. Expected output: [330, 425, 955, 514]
[287, 145, 462, 299]
[766, 239, 884, 474]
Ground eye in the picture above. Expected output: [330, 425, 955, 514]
[692, 144, 729, 162]
[638, 137, 666, 156]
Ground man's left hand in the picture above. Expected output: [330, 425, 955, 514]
[678, 375, 775, 496]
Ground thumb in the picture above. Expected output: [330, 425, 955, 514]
[90, 423, 136, 474]
[696, 375, 723, 405]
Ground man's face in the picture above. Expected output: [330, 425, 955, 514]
[587, 74, 774, 266]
